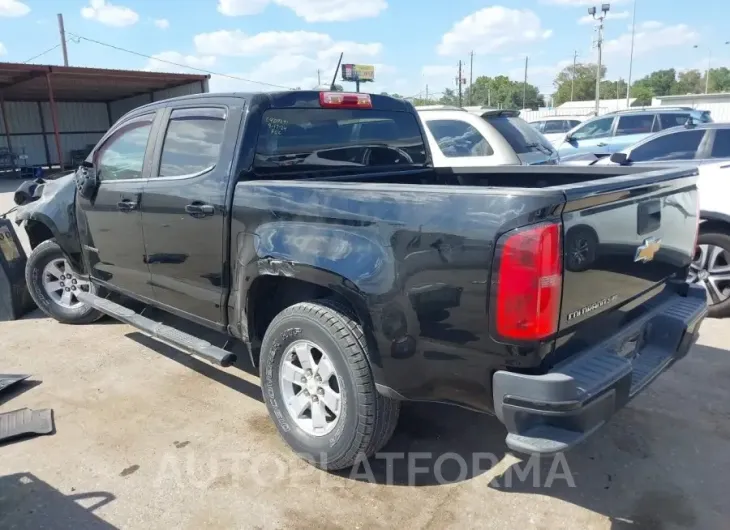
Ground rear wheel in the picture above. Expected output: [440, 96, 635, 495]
[259, 300, 400, 470]
[688, 231, 730, 318]
[25, 239, 103, 324]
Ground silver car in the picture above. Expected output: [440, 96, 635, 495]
[560, 122, 730, 169]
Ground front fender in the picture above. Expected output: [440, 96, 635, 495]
[15, 173, 82, 269]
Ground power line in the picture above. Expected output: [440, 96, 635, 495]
[23, 43, 63, 64]
[66, 31, 295, 90]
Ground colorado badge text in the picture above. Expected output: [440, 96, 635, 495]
[634, 237, 662, 263]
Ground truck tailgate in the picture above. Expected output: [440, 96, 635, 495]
[558, 167, 698, 329]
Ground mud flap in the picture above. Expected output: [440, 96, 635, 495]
[0, 408, 54, 443]
[0, 217, 35, 321]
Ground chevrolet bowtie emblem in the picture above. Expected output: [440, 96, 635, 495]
[635, 237, 662, 263]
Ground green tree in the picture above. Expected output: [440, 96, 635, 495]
[599, 78, 628, 100]
[708, 67, 730, 93]
[463, 75, 543, 109]
[672, 69, 704, 95]
[633, 68, 676, 97]
[630, 85, 654, 106]
[438, 88, 459, 106]
[552, 63, 607, 106]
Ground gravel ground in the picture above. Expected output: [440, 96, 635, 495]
[1, 179, 729, 529]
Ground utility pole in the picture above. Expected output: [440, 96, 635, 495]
[706, 50, 711, 94]
[626, 0, 636, 106]
[469, 51, 474, 105]
[457, 60, 463, 107]
[523, 56, 528, 109]
[589, 4, 610, 115]
[317, 69, 321, 85]
[57, 13, 69, 66]
[571, 50, 578, 102]
[425, 84, 429, 102]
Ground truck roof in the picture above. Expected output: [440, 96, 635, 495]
[128, 90, 416, 117]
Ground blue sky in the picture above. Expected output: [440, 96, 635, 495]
[0, 0, 728, 99]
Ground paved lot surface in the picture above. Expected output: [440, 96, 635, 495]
[1, 179, 729, 529]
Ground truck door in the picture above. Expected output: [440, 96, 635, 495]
[76, 112, 159, 300]
[140, 102, 242, 326]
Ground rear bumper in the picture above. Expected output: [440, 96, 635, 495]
[493, 283, 708, 455]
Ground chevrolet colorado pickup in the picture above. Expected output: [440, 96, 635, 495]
[14, 91, 707, 470]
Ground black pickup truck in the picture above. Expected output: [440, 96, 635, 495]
[14, 91, 707, 470]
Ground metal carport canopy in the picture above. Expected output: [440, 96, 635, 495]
[0, 62, 209, 167]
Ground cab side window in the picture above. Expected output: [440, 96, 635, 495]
[96, 118, 153, 181]
[157, 107, 227, 177]
[571, 117, 614, 140]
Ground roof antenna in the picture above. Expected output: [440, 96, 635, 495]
[330, 52, 343, 90]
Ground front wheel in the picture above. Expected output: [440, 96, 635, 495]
[25, 239, 103, 324]
[260, 301, 400, 470]
[688, 231, 730, 318]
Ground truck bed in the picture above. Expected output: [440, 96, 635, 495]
[232, 164, 699, 411]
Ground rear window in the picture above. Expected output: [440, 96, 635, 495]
[425, 119, 494, 158]
[659, 113, 691, 129]
[254, 109, 427, 172]
[485, 116, 553, 154]
[616, 114, 655, 135]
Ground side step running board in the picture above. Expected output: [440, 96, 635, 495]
[76, 292, 236, 368]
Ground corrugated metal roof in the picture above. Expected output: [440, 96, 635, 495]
[0, 62, 209, 102]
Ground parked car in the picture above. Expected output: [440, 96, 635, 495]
[561, 122, 730, 169]
[562, 123, 730, 317]
[416, 106, 558, 166]
[555, 107, 712, 159]
[691, 160, 730, 317]
[14, 90, 706, 469]
[529, 116, 586, 144]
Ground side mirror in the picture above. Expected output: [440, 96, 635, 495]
[565, 133, 575, 143]
[609, 152, 629, 165]
[74, 163, 99, 200]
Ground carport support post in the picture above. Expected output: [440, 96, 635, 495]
[0, 95, 12, 155]
[46, 73, 63, 169]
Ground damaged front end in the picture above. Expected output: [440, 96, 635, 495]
[12, 172, 83, 270]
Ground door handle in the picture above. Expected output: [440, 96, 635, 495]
[597, 142, 608, 147]
[117, 199, 138, 212]
[185, 202, 215, 218]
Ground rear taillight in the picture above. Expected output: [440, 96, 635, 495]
[319, 91, 372, 109]
[494, 223, 562, 341]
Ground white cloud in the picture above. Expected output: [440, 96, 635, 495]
[81, 0, 139, 27]
[437, 7, 552, 56]
[216, 0, 387, 22]
[578, 10, 629, 25]
[217, 0, 269, 15]
[0, 0, 29, 17]
[154, 18, 169, 29]
[0, 42, 6, 55]
[143, 51, 217, 73]
[604, 22, 698, 57]
[274, 0, 386, 22]
[194, 29, 382, 62]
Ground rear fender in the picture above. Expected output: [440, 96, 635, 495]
[14, 173, 82, 270]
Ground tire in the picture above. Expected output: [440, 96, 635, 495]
[260, 300, 400, 470]
[25, 239, 103, 324]
[689, 231, 730, 318]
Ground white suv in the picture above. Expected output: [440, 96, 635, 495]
[416, 106, 558, 167]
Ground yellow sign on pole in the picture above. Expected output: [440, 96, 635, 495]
[342, 64, 375, 82]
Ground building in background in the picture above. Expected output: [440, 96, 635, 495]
[0, 62, 208, 172]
